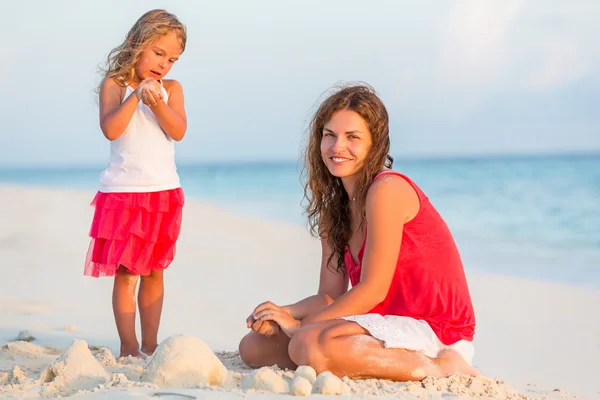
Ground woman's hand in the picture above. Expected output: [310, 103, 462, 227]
[247, 313, 280, 337]
[247, 301, 281, 337]
[252, 301, 301, 338]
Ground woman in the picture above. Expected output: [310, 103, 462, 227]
[238, 84, 479, 381]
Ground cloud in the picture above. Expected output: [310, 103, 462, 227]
[428, 0, 600, 119]
[436, 0, 523, 91]
[525, 37, 593, 92]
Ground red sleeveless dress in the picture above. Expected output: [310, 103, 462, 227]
[344, 171, 475, 345]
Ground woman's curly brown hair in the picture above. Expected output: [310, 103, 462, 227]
[302, 83, 393, 273]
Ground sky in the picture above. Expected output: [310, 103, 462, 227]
[1, 0, 599, 166]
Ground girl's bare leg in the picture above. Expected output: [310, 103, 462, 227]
[238, 330, 296, 370]
[113, 266, 143, 358]
[139, 269, 164, 355]
[288, 320, 480, 381]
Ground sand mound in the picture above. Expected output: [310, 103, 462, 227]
[241, 367, 290, 394]
[141, 334, 228, 388]
[89, 346, 118, 368]
[3, 341, 46, 356]
[288, 366, 317, 396]
[294, 365, 317, 384]
[313, 371, 348, 395]
[9, 366, 28, 384]
[290, 376, 313, 396]
[38, 339, 109, 393]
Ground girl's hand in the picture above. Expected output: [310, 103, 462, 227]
[252, 302, 301, 338]
[141, 88, 162, 108]
[135, 79, 163, 106]
[134, 79, 153, 99]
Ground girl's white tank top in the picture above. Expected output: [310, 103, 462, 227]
[98, 84, 180, 193]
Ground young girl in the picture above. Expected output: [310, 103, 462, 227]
[85, 9, 187, 358]
[239, 84, 480, 380]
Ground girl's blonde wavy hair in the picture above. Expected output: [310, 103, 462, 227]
[99, 9, 186, 89]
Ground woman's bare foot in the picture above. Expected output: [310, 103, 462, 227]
[436, 349, 482, 377]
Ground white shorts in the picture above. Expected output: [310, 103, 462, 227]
[341, 314, 474, 365]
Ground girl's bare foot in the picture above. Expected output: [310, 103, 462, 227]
[141, 344, 158, 356]
[120, 345, 146, 359]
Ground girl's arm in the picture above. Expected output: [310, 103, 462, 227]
[283, 238, 349, 320]
[99, 78, 140, 141]
[301, 175, 419, 326]
[148, 79, 187, 141]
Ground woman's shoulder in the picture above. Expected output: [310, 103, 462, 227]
[367, 170, 421, 221]
[368, 170, 416, 194]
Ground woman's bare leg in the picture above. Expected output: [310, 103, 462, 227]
[288, 320, 480, 381]
[112, 266, 143, 358]
[139, 269, 165, 356]
[238, 330, 296, 370]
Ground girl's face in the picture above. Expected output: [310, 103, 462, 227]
[134, 31, 182, 82]
[320, 109, 373, 180]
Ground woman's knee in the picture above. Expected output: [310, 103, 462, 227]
[288, 323, 339, 372]
[289, 320, 369, 372]
[239, 331, 289, 369]
[238, 332, 262, 368]
[288, 326, 316, 368]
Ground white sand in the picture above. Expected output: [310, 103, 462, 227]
[0, 184, 598, 399]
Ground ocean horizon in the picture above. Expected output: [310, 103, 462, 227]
[1, 152, 599, 288]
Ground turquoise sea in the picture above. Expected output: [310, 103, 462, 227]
[1, 154, 599, 287]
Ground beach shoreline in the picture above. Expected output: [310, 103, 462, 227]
[0, 184, 598, 399]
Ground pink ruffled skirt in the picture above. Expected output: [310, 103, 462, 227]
[84, 188, 184, 277]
